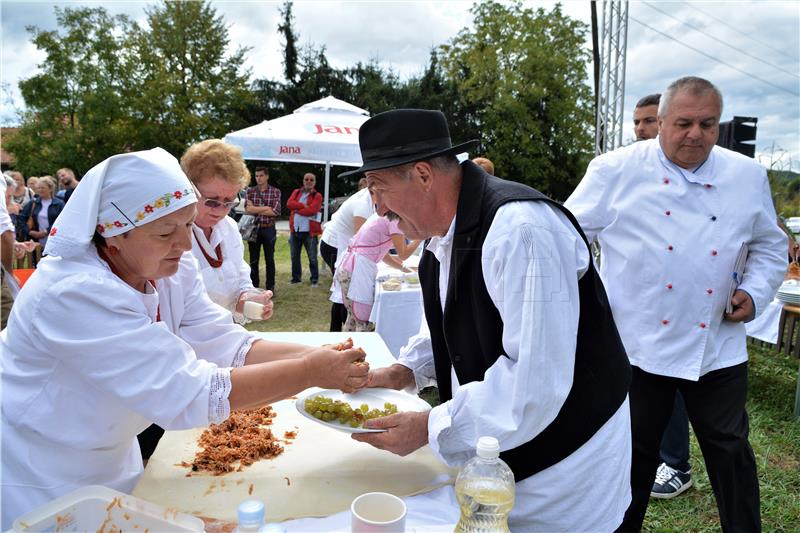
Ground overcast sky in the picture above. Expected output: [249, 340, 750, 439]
[2, 0, 798, 170]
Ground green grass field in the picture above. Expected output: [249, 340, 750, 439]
[243, 233, 335, 333]
[249, 234, 800, 531]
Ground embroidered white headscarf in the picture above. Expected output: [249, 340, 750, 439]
[45, 147, 197, 259]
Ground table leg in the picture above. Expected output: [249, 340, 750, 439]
[795, 361, 800, 419]
[787, 313, 797, 356]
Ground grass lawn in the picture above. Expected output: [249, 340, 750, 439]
[248, 233, 800, 531]
[244, 233, 335, 333]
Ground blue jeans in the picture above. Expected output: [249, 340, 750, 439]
[659, 391, 691, 472]
[289, 232, 319, 284]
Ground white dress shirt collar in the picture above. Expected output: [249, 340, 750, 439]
[657, 143, 716, 185]
[425, 215, 457, 264]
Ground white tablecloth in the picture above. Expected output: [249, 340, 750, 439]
[135, 332, 456, 526]
[282, 485, 458, 532]
[371, 255, 424, 354]
[369, 277, 424, 356]
[257, 333, 459, 532]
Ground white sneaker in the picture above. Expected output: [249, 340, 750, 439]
[651, 462, 693, 499]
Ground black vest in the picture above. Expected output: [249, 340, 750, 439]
[419, 162, 631, 482]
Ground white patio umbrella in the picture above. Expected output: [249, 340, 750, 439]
[223, 96, 369, 221]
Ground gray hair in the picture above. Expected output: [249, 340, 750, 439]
[658, 77, 723, 117]
[4, 175, 16, 189]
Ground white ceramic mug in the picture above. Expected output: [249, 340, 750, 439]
[350, 492, 407, 533]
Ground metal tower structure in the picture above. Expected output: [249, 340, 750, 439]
[595, 0, 629, 155]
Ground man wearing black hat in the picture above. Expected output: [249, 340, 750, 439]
[349, 109, 633, 530]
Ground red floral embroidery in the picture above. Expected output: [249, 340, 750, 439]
[49, 227, 58, 236]
[97, 188, 192, 232]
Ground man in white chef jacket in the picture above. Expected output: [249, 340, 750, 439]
[634, 92, 696, 501]
[566, 76, 786, 532]
[346, 109, 634, 531]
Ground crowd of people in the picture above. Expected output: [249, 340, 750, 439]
[0, 74, 790, 531]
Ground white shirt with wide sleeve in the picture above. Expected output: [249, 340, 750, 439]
[323, 188, 375, 303]
[398, 201, 631, 531]
[321, 187, 374, 249]
[565, 140, 786, 380]
[191, 216, 254, 322]
[0, 248, 257, 528]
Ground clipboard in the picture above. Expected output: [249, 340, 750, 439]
[726, 243, 748, 314]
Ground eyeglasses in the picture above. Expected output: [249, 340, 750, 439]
[202, 198, 238, 209]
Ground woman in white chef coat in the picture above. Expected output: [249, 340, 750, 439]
[181, 139, 272, 323]
[0, 148, 368, 529]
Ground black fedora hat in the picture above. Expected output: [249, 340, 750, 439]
[340, 109, 478, 178]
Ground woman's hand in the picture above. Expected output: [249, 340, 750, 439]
[29, 230, 46, 240]
[304, 347, 370, 393]
[237, 289, 274, 320]
[257, 291, 274, 320]
[13, 241, 38, 259]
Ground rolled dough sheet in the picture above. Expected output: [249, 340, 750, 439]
[133, 396, 455, 522]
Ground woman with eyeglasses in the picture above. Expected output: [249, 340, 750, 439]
[0, 148, 368, 527]
[181, 140, 273, 323]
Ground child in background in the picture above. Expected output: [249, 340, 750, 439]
[335, 209, 421, 331]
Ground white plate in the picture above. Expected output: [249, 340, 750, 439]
[778, 286, 800, 295]
[295, 388, 432, 434]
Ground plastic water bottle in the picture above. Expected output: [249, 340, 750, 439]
[259, 524, 286, 533]
[454, 436, 515, 533]
[234, 500, 265, 532]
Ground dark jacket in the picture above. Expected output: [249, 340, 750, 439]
[19, 196, 65, 241]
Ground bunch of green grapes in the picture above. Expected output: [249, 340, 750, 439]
[304, 396, 398, 428]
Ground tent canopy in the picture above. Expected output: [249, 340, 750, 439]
[224, 96, 369, 221]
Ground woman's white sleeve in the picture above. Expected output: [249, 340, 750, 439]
[32, 273, 227, 429]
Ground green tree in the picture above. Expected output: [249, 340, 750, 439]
[403, 50, 480, 147]
[6, 1, 253, 175]
[278, 1, 299, 84]
[439, 1, 594, 199]
[5, 7, 138, 176]
[129, 0, 253, 156]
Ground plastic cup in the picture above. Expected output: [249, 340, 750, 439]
[350, 492, 406, 532]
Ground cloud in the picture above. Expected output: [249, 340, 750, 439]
[1, 0, 798, 168]
[621, 1, 799, 166]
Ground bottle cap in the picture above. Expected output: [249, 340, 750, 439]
[476, 436, 500, 459]
[238, 499, 265, 526]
